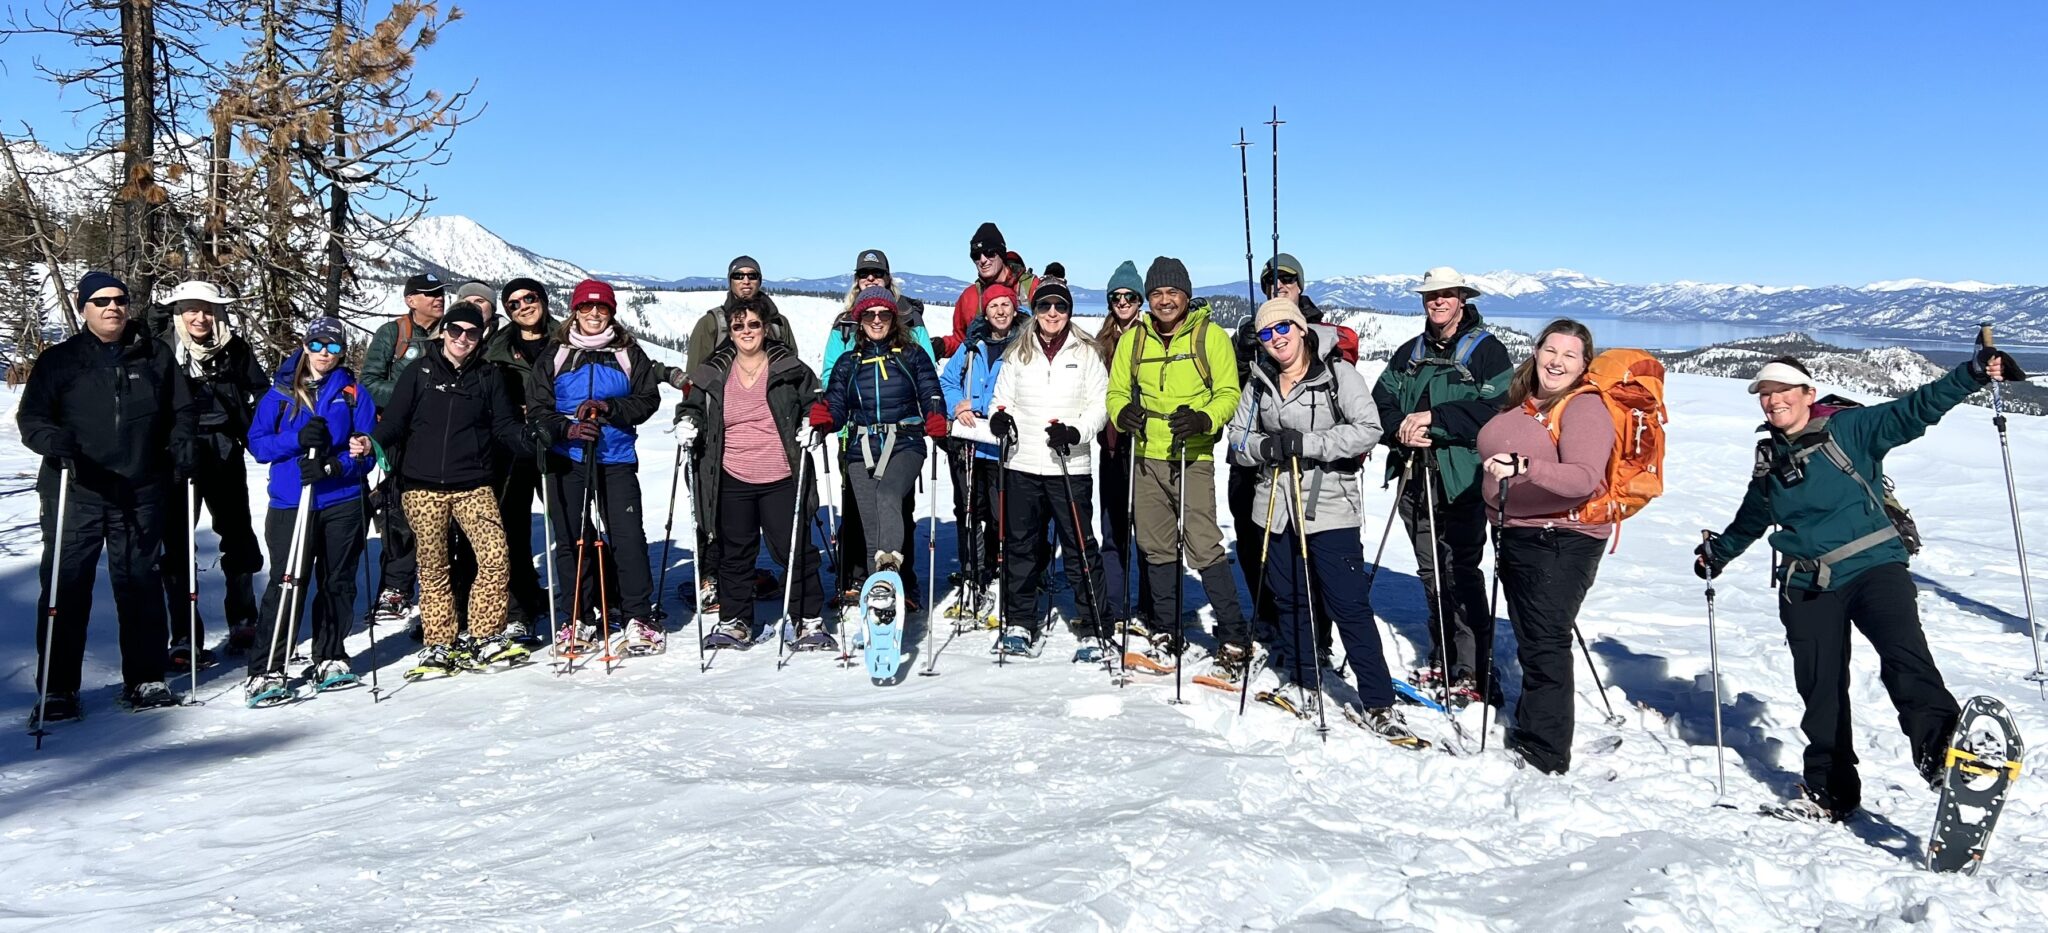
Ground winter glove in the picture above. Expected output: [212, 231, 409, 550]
[990, 410, 1017, 440]
[297, 417, 331, 451]
[808, 401, 835, 431]
[1693, 542, 1725, 580]
[566, 420, 603, 443]
[172, 439, 198, 480]
[1972, 347, 2027, 383]
[1045, 421, 1081, 453]
[1114, 404, 1149, 435]
[1257, 429, 1306, 462]
[297, 454, 339, 486]
[1167, 406, 1211, 441]
[664, 367, 689, 392]
[924, 412, 950, 439]
[43, 429, 81, 462]
[574, 399, 610, 423]
[677, 417, 701, 448]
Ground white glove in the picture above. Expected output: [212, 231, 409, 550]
[678, 418, 700, 447]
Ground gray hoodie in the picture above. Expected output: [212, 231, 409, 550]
[1225, 323, 1382, 536]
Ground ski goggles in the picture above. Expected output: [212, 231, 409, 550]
[304, 340, 344, 355]
[1257, 321, 1298, 342]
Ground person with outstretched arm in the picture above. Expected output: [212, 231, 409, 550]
[1696, 350, 2020, 822]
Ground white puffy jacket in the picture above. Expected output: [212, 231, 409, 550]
[986, 331, 1109, 477]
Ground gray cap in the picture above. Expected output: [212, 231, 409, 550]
[455, 281, 495, 308]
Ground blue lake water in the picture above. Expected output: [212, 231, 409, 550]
[1479, 313, 2048, 371]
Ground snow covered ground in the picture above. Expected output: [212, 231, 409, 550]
[3, 300, 2047, 930]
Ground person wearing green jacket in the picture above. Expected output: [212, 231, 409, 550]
[1105, 257, 1244, 661]
[1371, 267, 1515, 707]
[1696, 350, 2018, 822]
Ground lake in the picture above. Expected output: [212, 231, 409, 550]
[1480, 312, 2048, 372]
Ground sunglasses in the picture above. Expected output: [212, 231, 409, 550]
[1423, 290, 1463, 302]
[1264, 272, 1300, 286]
[860, 310, 896, 323]
[1109, 291, 1140, 307]
[87, 295, 130, 308]
[729, 271, 761, 281]
[729, 319, 764, 333]
[305, 340, 344, 355]
[1033, 299, 1070, 314]
[855, 269, 887, 280]
[506, 294, 541, 309]
[970, 249, 1002, 261]
[1257, 321, 1297, 342]
[444, 324, 482, 341]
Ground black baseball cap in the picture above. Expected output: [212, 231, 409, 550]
[405, 272, 446, 296]
[854, 249, 890, 276]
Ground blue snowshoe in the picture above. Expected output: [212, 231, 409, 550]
[993, 625, 1044, 659]
[861, 570, 905, 682]
[244, 673, 295, 709]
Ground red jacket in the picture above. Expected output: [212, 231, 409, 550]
[940, 268, 1038, 358]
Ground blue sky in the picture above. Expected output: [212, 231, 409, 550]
[4, 1, 2045, 290]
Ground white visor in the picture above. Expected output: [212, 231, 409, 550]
[1746, 361, 1816, 394]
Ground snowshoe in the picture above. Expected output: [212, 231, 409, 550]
[992, 626, 1043, 659]
[120, 681, 179, 711]
[622, 618, 667, 656]
[1391, 678, 1448, 713]
[1193, 643, 1254, 692]
[311, 660, 361, 692]
[370, 588, 409, 625]
[703, 619, 754, 651]
[554, 622, 599, 657]
[244, 673, 295, 708]
[505, 617, 547, 648]
[1347, 705, 1430, 750]
[790, 618, 837, 652]
[1760, 784, 1851, 824]
[1072, 637, 1109, 664]
[861, 570, 905, 681]
[1147, 629, 1187, 659]
[1928, 695, 2026, 874]
[404, 644, 462, 681]
[29, 691, 82, 727]
[1255, 689, 1314, 720]
[471, 634, 533, 669]
[1445, 674, 1484, 710]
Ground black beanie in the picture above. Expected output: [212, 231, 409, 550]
[1144, 257, 1192, 297]
[500, 277, 547, 307]
[970, 222, 1005, 256]
[728, 255, 761, 276]
[76, 270, 127, 310]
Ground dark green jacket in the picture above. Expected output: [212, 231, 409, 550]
[1709, 362, 1986, 592]
[361, 312, 442, 408]
[1371, 307, 1514, 500]
[676, 342, 822, 535]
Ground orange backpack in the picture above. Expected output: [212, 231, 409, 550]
[1538, 349, 1667, 546]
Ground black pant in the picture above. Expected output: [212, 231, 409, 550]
[1098, 442, 1149, 622]
[1263, 526, 1395, 708]
[550, 460, 655, 621]
[716, 473, 824, 627]
[159, 436, 263, 635]
[1001, 469, 1109, 638]
[1398, 469, 1491, 679]
[833, 448, 918, 597]
[1498, 527, 1604, 774]
[36, 486, 168, 693]
[372, 478, 416, 598]
[496, 457, 551, 625]
[249, 499, 366, 675]
[1779, 562, 1959, 812]
[958, 456, 1003, 587]
[1232, 461, 1331, 656]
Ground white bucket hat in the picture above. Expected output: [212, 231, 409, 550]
[1414, 266, 1481, 298]
[163, 281, 242, 306]
[1746, 361, 1817, 394]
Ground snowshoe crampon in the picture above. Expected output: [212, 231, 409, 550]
[1928, 695, 2025, 874]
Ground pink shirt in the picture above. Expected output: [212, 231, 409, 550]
[721, 370, 791, 485]
[1477, 393, 1615, 538]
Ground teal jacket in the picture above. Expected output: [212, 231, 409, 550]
[1708, 362, 1986, 592]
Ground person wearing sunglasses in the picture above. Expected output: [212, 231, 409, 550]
[19, 271, 199, 718]
[680, 256, 800, 377]
[1093, 261, 1149, 631]
[1227, 253, 1335, 664]
[818, 249, 931, 609]
[677, 299, 828, 649]
[241, 317, 380, 704]
[360, 271, 445, 635]
[370, 302, 535, 679]
[938, 222, 1038, 360]
[978, 277, 1113, 659]
[480, 276, 561, 644]
[154, 281, 270, 667]
[809, 287, 948, 610]
[937, 281, 1026, 628]
[530, 279, 664, 654]
[1371, 266, 1515, 709]
[1103, 257, 1245, 663]
[1227, 299, 1413, 741]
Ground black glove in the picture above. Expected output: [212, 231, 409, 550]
[297, 417, 330, 451]
[1045, 422, 1081, 453]
[297, 454, 338, 486]
[1693, 542, 1725, 580]
[1972, 347, 2028, 383]
[172, 440, 197, 479]
[963, 318, 990, 345]
[1258, 429, 1306, 462]
[1167, 406, 1210, 441]
[43, 429, 81, 462]
[990, 410, 1017, 440]
[929, 337, 949, 361]
[566, 420, 603, 443]
[1114, 404, 1149, 434]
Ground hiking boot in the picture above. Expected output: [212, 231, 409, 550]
[704, 618, 753, 649]
[994, 626, 1043, 658]
[168, 637, 218, 672]
[121, 681, 178, 710]
[1072, 636, 1108, 664]
[370, 588, 409, 625]
[310, 659, 360, 690]
[244, 673, 293, 707]
[623, 618, 666, 655]
[1769, 784, 1852, 823]
[30, 691, 81, 726]
[1447, 674, 1484, 709]
[405, 644, 461, 680]
[1213, 642, 1253, 681]
[503, 617, 536, 644]
[1356, 706, 1422, 744]
[472, 633, 531, 667]
[1148, 629, 1187, 658]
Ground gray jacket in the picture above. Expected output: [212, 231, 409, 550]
[1226, 324, 1382, 536]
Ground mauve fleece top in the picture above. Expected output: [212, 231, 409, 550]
[1476, 392, 1616, 539]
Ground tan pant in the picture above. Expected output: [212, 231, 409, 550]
[402, 486, 508, 645]
[1134, 458, 1226, 570]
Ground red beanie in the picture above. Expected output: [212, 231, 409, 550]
[852, 286, 897, 316]
[571, 278, 616, 310]
[981, 283, 1018, 308]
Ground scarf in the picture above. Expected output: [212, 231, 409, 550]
[1036, 327, 1067, 361]
[175, 314, 233, 379]
[569, 325, 617, 351]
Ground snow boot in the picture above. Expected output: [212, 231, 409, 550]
[703, 618, 753, 650]
[404, 644, 462, 680]
[244, 673, 294, 708]
[31, 691, 82, 725]
[471, 633, 532, 668]
[623, 618, 666, 656]
[1072, 636, 1108, 664]
[792, 617, 836, 651]
[120, 681, 178, 711]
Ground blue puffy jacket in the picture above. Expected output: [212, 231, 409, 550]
[528, 334, 662, 466]
[247, 353, 378, 510]
[821, 336, 945, 464]
[939, 326, 1020, 461]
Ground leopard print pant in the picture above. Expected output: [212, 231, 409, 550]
[402, 486, 508, 645]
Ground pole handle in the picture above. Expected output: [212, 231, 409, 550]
[1978, 321, 1996, 350]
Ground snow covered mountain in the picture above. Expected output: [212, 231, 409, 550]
[1660, 332, 2047, 415]
[374, 215, 591, 287]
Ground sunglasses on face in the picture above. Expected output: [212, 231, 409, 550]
[305, 340, 344, 355]
[860, 310, 895, 323]
[729, 319, 764, 333]
[1033, 299, 1070, 314]
[1257, 321, 1297, 342]
[1424, 290, 1461, 302]
[87, 295, 130, 308]
[729, 271, 761, 281]
[970, 249, 1002, 261]
[1109, 291, 1140, 307]
[856, 269, 887, 281]
[506, 294, 541, 310]
[1269, 272, 1300, 286]
[445, 324, 481, 341]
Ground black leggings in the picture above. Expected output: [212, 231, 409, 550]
[717, 473, 824, 626]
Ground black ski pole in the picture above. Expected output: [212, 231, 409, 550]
[1171, 438, 1188, 706]
[1703, 529, 1730, 804]
[776, 435, 813, 669]
[360, 481, 385, 702]
[1267, 106, 1284, 281]
[654, 437, 684, 624]
[1117, 433, 1139, 685]
[1051, 421, 1110, 670]
[995, 431, 1010, 667]
[1483, 470, 1507, 753]
[1236, 127, 1255, 309]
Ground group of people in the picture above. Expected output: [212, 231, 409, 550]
[20, 220, 2023, 823]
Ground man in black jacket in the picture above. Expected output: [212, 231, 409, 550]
[19, 271, 199, 720]
[156, 281, 270, 664]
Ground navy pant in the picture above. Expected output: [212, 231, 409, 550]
[250, 498, 366, 675]
[1262, 526, 1395, 709]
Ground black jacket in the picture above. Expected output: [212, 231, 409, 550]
[161, 332, 269, 449]
[678, 342, 822, 528]
[19, 321, 197, 504]
[370, 347, 530, 491]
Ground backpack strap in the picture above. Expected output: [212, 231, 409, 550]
[1406, 328, 1489, 382]
[392, 315, 414, 361]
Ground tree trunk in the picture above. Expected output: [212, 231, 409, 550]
[115, 0, 162, 305]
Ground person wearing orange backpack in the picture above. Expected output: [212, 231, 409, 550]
[1475, 320, 1613, 774]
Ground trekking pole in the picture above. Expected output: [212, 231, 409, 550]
[1290, 456, 1329, 741]
[1118, 436, 1140, 685]
[563, 446, 601, 674]
[536, 447, 559, 647]
[684, 455, 708, 669]
[653, 440, 684, 626]
[1240, 463, 1280, 718]
[1573, 622, 1625, 727]
[1420, 452, 1463, 738]
[994, 432, 1010, 668]
[1483, 471, 1508, 752]
[1979, 322, 2046, 695]
[1267, 106, 1284, 274]
[1235, 127, 1255, 308]
[776, 436, 814, 669]
[262, 449, 320, 684]
[30, 466, 71, 748]
[1051, 422, 1111, 671]
[925, 434, 939, 644]
[359, 485, 384, 702]
[183, 479, 201, 704]
[921, 437, 952, 678]
[1171, 438, 1189, 706]
[1703, 529, 1730, 805]
[583, 438, 617, 675]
